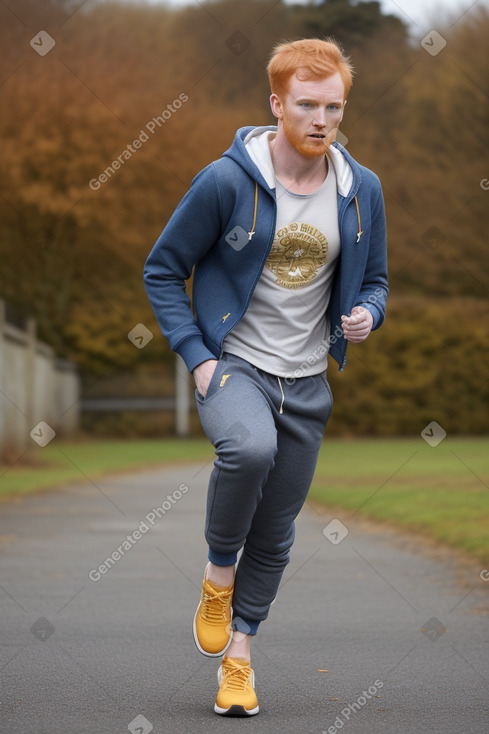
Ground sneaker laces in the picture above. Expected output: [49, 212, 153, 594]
[200, 579, 233, 624]
[221, 658, 252, 691]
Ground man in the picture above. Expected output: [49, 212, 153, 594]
[144, 38, 388, 717]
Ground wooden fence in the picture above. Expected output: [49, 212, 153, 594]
[0, 300, 80, 455]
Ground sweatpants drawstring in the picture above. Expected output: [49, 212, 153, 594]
[277, 376, 285, 415]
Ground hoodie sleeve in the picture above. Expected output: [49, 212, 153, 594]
[143, 163, 224, 373]
[354, 179, 388, 330]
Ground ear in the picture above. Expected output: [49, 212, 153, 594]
[270, 93, 284, 120]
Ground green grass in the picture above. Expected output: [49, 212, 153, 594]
[1, 437, 488, 563]
[0, 439, 214, 498]
[309, 437, 489, 564]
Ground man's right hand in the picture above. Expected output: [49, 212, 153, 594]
[193, 359, 219, 398]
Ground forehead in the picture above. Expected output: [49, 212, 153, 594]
[287, 71, 345, 101]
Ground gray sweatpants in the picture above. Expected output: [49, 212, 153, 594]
[195, 352, 333, 635]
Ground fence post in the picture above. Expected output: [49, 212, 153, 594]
[175, 353, 190, 438]
[25, 316, 37, 434]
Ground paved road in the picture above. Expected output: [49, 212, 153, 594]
[1, 457, 488, 734]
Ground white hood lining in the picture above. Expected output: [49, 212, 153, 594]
[243, 126, 353, 197]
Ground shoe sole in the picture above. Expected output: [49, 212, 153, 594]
[214, 703, 259, 716]
[214, 664, 258, 716]
[192, 603, 233, 658]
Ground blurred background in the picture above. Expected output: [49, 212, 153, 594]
[0, 0, 488, 458]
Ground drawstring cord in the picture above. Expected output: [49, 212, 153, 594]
[220, 184, 258, 323]
[277, 376, 285, 415]
[248, 183, 258, 241]
[355, 195, 364, 243]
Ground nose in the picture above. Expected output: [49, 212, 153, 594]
[312, 109, 327, 127]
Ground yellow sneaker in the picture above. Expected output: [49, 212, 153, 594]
[192, 563, 234, 657]
[214, 656, 259, 716]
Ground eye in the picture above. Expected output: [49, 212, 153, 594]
[300, 102, 312, 108]
[327, 104, 340, 110]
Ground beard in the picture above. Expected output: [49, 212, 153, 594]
[282, 116, 338, 158]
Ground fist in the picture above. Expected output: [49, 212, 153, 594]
[341, 306, 373, 343]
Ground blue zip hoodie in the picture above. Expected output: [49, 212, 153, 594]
[144, 125, 388, 374]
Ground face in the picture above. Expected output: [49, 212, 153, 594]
[270, 72, 346, 158]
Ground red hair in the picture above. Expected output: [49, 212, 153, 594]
[267, 38, 354, 99]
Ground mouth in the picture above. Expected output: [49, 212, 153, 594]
[309, 133, 325, 139]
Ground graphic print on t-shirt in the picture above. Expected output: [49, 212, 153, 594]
[266, 222, 328, 289]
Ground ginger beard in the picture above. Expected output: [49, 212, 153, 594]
[282, 109, 339, 158]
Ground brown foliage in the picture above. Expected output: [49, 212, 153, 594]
[0, 0, 487, 432]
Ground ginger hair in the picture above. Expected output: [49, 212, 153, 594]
[267, 38, 354, 99]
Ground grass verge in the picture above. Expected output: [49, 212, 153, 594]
[0, 438, 213, 499]
[309, 437, 489, 564]
[1, 436, 487, 564]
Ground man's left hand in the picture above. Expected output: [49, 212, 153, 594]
[341, 306, 374, 343]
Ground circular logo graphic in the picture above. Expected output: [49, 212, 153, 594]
[267, 222, 328, 289]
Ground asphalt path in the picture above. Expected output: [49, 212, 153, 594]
[1, 457, 488, 734]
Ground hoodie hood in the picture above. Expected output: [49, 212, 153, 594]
[223, 125, 355, 198]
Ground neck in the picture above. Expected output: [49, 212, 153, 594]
[269, 133, 328, 194]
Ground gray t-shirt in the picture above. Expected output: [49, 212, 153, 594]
[224, 129, 341, 378]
